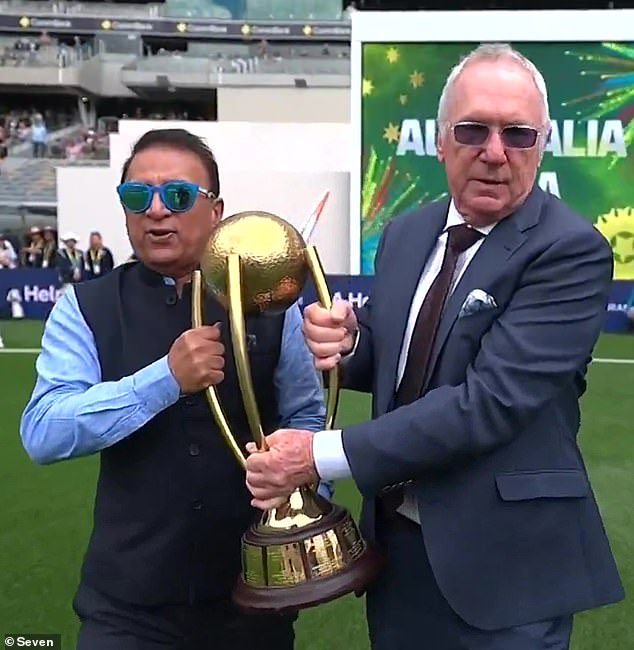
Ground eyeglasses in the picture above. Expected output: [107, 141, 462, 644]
[451, 121, 541, 149]
[116, 181, 216, 214]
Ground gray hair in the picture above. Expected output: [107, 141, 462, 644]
[436, 43, 551, 127]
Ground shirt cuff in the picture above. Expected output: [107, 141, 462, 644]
[316, 480, 334, 500]
[132, 355, 181, 416]
[312, 429, 352, 481]
[341, 328, 360, 360]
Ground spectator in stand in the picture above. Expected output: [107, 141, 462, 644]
[21, 226, 44, 267]
[57, 232, 84, 288]
[41, 226, 58, 269]
[64, 136, 84, 161]
[0, 232, 17, 269]
[0, 134, 7, 175]
[84, 231, 114, 280]
[344, 0, 358, 18]
[31, 113, 48, 158]
[17, 119, 30, 144]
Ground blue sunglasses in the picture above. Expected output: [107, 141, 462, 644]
[116, 181, 216, 214]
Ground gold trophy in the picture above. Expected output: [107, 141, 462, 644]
[191, 210, 381, 612]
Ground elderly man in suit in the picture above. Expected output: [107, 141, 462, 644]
[244, 43, 624, 649]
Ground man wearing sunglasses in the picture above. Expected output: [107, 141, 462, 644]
[20, 128, 328, 649]
[245, 43, 624, 650]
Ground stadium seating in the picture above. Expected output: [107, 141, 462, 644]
[0, 157, 106, 207]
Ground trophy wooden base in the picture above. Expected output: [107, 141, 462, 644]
[232, 493, 383, 614]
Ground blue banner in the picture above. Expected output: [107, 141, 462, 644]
[1, 270, 632, 333]
[301, 275, 634, 335]
[1, 269, 61, 320]
[604, 280, 634, 333]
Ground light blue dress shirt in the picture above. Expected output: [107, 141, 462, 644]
[20, 283, 332, 497]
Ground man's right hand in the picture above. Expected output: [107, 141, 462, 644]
[168, 324, 225, 393]
[302, 301, 358, 371]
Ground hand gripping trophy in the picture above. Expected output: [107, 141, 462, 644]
[191, 194, 381, 613]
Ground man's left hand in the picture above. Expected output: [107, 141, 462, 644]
[245, 429, 318, 510]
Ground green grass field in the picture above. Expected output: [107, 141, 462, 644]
[1, 321, 633, 649]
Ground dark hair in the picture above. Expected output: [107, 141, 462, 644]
[119, 128, 220, 196]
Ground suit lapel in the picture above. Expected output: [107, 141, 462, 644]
[378, 200, 449, 413]
[423, 186, 547, 390]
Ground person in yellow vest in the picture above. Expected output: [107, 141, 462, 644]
[84, 231, 114, 280]
[57, 232, 84, 289]
[41, 226, 58, 269]
[21, 226, 45, 267]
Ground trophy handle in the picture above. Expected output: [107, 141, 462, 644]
[304, 245, 340, 430]
[226, 254, 268, 451]
[192, 269, 250, 468]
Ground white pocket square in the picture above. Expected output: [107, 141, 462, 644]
[459, 289, 498, 318]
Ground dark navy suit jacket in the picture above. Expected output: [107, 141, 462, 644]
[340, 186, 624, 631]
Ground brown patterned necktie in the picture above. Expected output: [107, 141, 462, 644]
[395, 224, 484, 407]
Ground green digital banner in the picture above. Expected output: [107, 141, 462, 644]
[360, 42, 634, 279]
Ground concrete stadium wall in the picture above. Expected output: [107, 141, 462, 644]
[112, 121, 351, 173]
[217, 87, 350, 123]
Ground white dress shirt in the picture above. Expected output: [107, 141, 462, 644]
[312, 201, 496, 521]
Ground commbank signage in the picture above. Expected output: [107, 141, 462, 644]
[0, 13, 350, 41]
